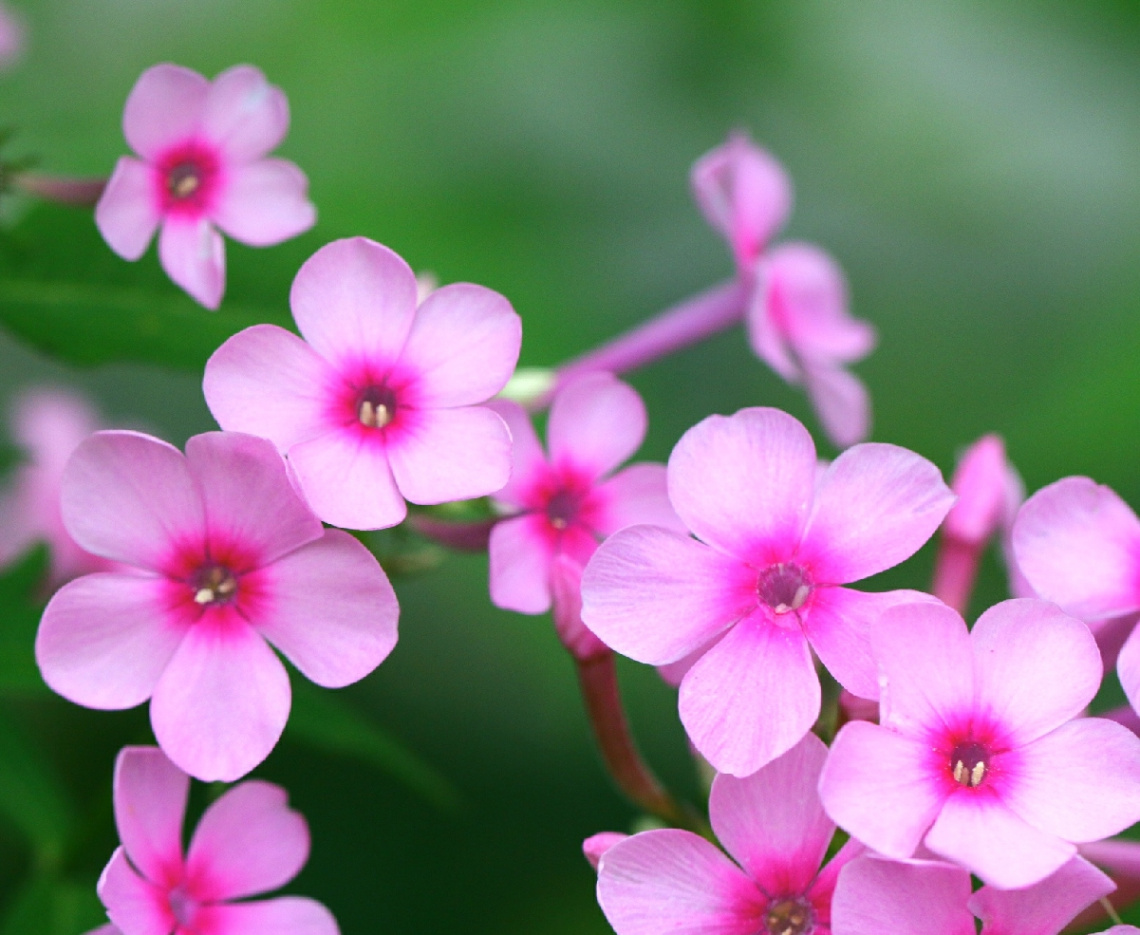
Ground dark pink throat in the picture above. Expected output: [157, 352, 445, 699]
[356, 385, 398, 429]
[765, 897, 814, 935]
[757, 562, 812, 615]
[192, 563, 238, 606]
[949, 740, 991, 788]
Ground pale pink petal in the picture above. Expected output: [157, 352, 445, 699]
[799, 443, 953, 584]
[546, 374, 646, 481]
[83, 925, 120, 935]
[184, 432, 322, 567]
[122, 64, 208, 160]
[97, 847, 175, 935]
[396, 283, 521, 408]
[192, 897, 338, 935]
[1002, 718, 1140, 844]
[969, 856, 1114, 935]
[804, 587, 939, 702]
[113, 747, 188, 888]
[597, 829, 765, 935]
[871, 600, 973, 739]
[1013, 477, 1140, 621]
[95, 157, 161, 261]
[691, 132, 792, 270]
[924, 790, 1075, 889]
[970, 599, 1101, 745]
[804, 837, 867, 914]
[802, 363, 871, 449]
[488, 514, 556, 613]
[709, 732, 833, 894]
[204, 325, 339, 451]
[667, 408, 816, 560]
[200, 65, 289, 163]
[678, 614, 818, 776]
[255, 530, 398, 687]
[290, 238, 418, 367]
[819, 722, 945, 858]
[656, 633, 725, 688]
[944, 435, 1009, 545]
[594, 463, 685, 536]
[186, 780, 308, 901]
[150, 617, 290, 782]
[1081, 837, 1140, 879]
[0, 5, 24, 71]
[486, 401, 547, 509]
[746, 274, 799, 381]
[288, 430, 405, 530]
[36, 573, 187, 709]
[61, 431, 203, 569]
[584, 832, 628, 871]
[158, 217, 225, 310]
[388, 406, 511, 505]
[212, 159, 314, 246]
[830, 855, 975, 935]
[551, 554, 609, 661]
[1118, 625, 1140, 716]
[581, 525, 757, 665]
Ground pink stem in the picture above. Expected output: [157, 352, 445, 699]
[930, 537, 979, 615]
[407, 514, 497, 552]
[15, 173, 107, 206]
[536, 278, 747, 409]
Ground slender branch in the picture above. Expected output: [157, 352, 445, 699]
[15, 173, 106, 206]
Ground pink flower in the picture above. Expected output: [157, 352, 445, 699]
[203, 237, 521, 531]
[819, 598, 1140, 889]
[35, 430, 399, 781]
[0, 3, 25, 72]
[92, 746, 338, 935]
[832, 853, 1119, 935]
[583, 832, 628, 871]
[95, 63, 316, 309]
[0, 388, 116, 587]
[581, 406, 952, 775]
[595, 733, 863, 935]
[488, 374, 683, 656]
[1012, 476, 1140, 716]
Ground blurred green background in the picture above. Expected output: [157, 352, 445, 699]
[1, 0, 1140, 932]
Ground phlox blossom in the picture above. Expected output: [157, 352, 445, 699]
[0, 388, 115, 586]
[35, 430, 399, 781]
[0, 2, 24, 72]
[95, 63, 315, 309]
[489, 373, 683, 658]
[595, 733, 863, 935]
[204, 237, 521, 531]
[89, 746, 338, 935]
[819, 599, 1140, 889]
[581, 406, 952, 776]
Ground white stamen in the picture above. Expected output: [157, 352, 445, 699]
[970, 761, 985, 786]
[193, 587, 214, 605]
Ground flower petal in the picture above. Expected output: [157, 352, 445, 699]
[968, 856, 1114, 935]
[288, 429, 405, 530]
[61, 430, 204, 569]
[970, 598, 1102, 746]
[36, 573, 187, 709]
[150, 616, 290, 782]
[95, 157, 161, 261]
[924, 788, 1075, 889]
[186, 780, 308, 901]
[488, 514, 556, 614]
[290, 237, 418, 367]
[200, 65, 289, 163]
[204, 325, 340, 451]
[547, 374, 646, 481]
[1118, 624, 1140, 717]
[255, 530, 398, 687]
[594, 463, 685, 537]
[396, 283, 521, 408]
[802, 363, 871, 450]
[679, 614, 819, 776]
[1001, 718, 1140, 844]
[709, 732, 833, 895]
[830, 855, 974, 935]
[597, 829, 764, 935]
[486, 401, 547, 509]
[212, 159, 314, 246]
[184, 432, 323, 567]
[97, 847, 175, 935]
[122, 64, 208, 161]
[113, 747, 189, 888]
[581, 525, 757, 664]
[192, 897, 338, 935]
[667, 408, 816, 561]
[1013, 477, 1140, 621]
[158, 217, 226, 310]
[799, 443, 953, 584]
[819, 721, 945, 858]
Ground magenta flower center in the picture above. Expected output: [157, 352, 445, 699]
[157, 143, 220, 213]
[764, 897, 814, 935]
[356, 385, 397, 429]
[167, 883, 196, 929]
[949, 740, 990, 788]
[545, 488, 582, 530]
[757, 563, 812, 614]
[167, 162, 204, 200]
[192, 563, 238, 606]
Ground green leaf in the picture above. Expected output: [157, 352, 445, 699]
[0, 202, 303, 370]
[0, 546, 49, 696]
[0, 705, 75, 865]
[0, 871, 105, 935]
[286, 677, 461, 812]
